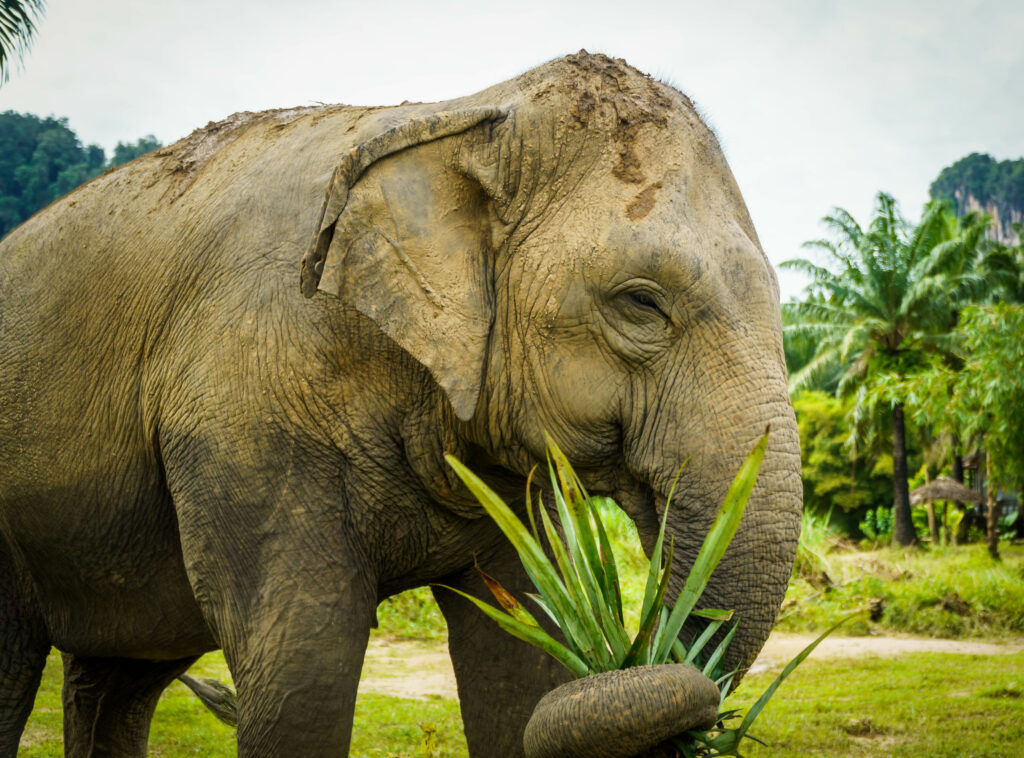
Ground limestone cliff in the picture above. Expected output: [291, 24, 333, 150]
[930, 153, 1024, 245]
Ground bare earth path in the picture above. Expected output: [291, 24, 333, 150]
[359, 633, 1024, 700]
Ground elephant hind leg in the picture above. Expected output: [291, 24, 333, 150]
[0, 546, 51, 756]
[61, 654, 199, 758]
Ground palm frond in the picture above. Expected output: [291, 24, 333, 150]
[0, 0, 45, 83]
[820, 207, 865, 249]
[788, 345, 844, 394]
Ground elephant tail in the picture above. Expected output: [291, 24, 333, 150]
[523, 664, 720, 758]
[178, 673, 238, 727]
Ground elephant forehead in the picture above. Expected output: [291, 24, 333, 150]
[609, 163, 775, 299]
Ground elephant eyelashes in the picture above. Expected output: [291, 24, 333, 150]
[628, 291, 670, 321]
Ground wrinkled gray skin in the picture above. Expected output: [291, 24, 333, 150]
[0, 52, 800, 757]
[523, 664, 720, 758]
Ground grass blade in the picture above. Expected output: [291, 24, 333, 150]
[639, 495, 671, 628]
[590, 498, 625, 625]
[621, 540, 674, 668]
[547, 458, 625, 661]
[536, 497, 612, 669]
[525, 465, 542, 544]
[682, 619, 724, 665]
[702, 621, 739, 679]
[691, 608, 735, 621]
[473, 561, 543, 628]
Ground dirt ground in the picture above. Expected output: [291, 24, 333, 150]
[359, 633, 1024, 700]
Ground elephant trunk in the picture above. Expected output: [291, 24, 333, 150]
[664, 396, 802, 674]
[522, 664, 720, 758]
[621, 331, 802, 677]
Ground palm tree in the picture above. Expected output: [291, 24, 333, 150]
[782, 192, 958, 546]
[0, 0, 45, 83]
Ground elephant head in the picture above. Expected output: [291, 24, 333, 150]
[300, 51, 801, 746]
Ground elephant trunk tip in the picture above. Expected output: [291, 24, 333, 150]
[523, 664, 719, 758]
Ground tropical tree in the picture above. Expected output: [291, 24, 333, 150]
[888, 305, 1024, 559]
[0, 0, 45, 83]
[946, 306, 1024, 559]
[923, 205, 1003, 495]
[781, 193, 964, 546]
[791, 389, 892, 531]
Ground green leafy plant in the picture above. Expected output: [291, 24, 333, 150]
[859, 505, 894, 544]
[442, 430, 850, 756]
[792, 506, 836, 583]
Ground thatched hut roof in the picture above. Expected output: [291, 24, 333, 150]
[910, 477, 985, 505]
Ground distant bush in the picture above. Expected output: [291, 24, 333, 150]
[859, 506, 893, 545]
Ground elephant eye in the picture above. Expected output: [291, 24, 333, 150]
[631, 292, 658, 309]
[628, 290, 669, 320]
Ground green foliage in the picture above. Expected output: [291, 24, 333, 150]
[374, 586, 447, 641]
[858, 506, 893, 544]
[781, 192, 1001, 546]
[952, 305, 1024, 493]
[883, 304, 1024, 496]
[0, 0, 44, 83]
[0, 111, 102, 237]
[791, 390, 892, 525]
[110, 134, 161, 167]
[442, 433, 769, 678]
[992, 221, 1024, 302]
[791, 507, 837, 581]
[931, 152, 1024, 239]
[782, 298, 838, 392]
[781, 193, 960, 397]
[445, 432, 849, 757]
[777, 543, 1024, 637]
[0, 111, 163, 238]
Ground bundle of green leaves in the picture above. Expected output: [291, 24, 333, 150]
[443, 431, 845, 757]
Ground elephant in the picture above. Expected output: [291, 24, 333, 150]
[0, 50, 801, 757]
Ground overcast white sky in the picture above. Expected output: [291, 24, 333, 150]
[3, 0, 1022, 300]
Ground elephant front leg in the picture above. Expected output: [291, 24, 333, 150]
[432, 540, 572, 758]
[172, 485, 378, 756]
[226, 590, 375, 758]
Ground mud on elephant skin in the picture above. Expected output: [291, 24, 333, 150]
[0, 50, 800, 757]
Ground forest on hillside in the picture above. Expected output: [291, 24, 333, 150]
[0, 111, 160, 238]
[930, 153, 1024, 244]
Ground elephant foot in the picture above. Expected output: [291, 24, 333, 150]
[522, 664, 720, 758]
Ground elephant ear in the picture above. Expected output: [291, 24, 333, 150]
[299, 107, 509, 421]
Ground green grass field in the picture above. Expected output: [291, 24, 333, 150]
[20, 647, 1024, 757]
[16, 539, 1024, 756]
